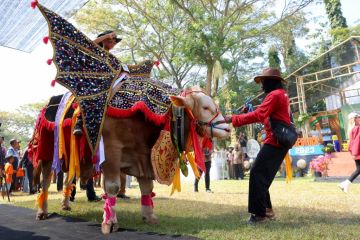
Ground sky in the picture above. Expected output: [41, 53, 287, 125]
[0, 0, 359, 112]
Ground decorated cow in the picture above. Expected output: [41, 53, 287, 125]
[30, 1, 230, 234]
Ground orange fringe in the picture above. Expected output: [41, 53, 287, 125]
[63, 185, 74, 198]
[37, 191, 48, 209]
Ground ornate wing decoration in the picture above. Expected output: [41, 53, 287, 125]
[36, 3, 122, 153]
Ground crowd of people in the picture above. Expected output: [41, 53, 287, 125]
[0, 138, 36, 197]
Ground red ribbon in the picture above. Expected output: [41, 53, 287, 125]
[141, 192, 156, 208]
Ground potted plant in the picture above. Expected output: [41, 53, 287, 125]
[309, 154, 332, 177]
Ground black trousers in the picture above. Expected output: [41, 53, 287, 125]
[86, 178, 97, 200]
[194, 161, 212, 190]
[233, 164, 244, 180]
[349, 160, 360, 182]
[57, 171, 64, 191]
[248, 144, 288, 217]
[26, 164, 34, 193]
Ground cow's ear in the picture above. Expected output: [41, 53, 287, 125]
[170, 96, 194, 109]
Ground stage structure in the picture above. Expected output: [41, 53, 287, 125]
[286, 36, 360, 116]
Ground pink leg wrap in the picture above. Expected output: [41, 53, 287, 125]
[141, 192, 156, 208]
[102, 194, 117, 224]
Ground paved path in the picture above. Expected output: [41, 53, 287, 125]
[0, 205, 198, 240]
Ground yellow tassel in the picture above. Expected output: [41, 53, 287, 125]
[68, 107, 81, 182]
[37, 191, 48, 209]
[186, 152, 200, 179]
[170, 165, 181, 196]
[58, 95, 75, 165]
[285, 153, 293, 183]
[63, 184, 73, 198]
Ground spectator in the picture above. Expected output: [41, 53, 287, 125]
[194, 137, 213, 193]
[232, 144, 244, 180]
[4, 153, 16, 194]
[338, 112, 360, 193]
[226, 147, 234, 179]
[19, 149, 36, 194]
[239, 132, 248, 159]
[6, 139, 20, 191]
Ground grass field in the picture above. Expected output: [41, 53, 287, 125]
[5, 177, 360, 240]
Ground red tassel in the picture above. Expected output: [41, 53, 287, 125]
[30, 0, 38, 9]
[154, 60, 160, 67]
[43, 36, 49, 44]
[47, 59, 53, 65]
[50, 80, 56, 87]
[72, 102, 78, 109]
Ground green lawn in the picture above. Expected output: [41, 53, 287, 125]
[7, 177, 360, 240]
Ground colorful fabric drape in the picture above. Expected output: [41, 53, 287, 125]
[52, 92, 71, 174]
[284, 153, 293, 183]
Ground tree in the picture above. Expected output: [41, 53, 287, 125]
[76, 0, 314, 94]
[0, 102, 45, 148]
[268, 46, 281, 69]
[323, 0, 349, 44]
[75, 0, 196, 88]
[171, 0, 314, 95]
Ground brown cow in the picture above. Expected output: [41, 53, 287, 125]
[33, 86, 230, 235]
[100, 86, 230, 234]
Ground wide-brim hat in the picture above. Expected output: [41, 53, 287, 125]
[254, 67, 287, 84]
[9, 139, 21, 145]
[97, 30, 122, 43]
[348, 112, 360, 120]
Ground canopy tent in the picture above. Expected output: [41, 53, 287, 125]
[0, 0, 88, 53]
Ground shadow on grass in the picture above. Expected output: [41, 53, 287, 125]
[15, 196, 360, 239]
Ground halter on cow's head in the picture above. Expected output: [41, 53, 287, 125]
[170, 86, 230, 140]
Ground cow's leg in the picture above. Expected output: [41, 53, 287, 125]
[36, 160, 52, 220]
[61, 172, 74, 211]
[101, 161, 121, 234]
[138, 178, 157, 224]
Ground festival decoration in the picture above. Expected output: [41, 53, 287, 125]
[33, 2, 123, 153]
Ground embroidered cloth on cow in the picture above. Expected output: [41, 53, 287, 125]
[108, 60, 180, 126]
[36, 3, 122, 153]
[151, 130, 179, 185]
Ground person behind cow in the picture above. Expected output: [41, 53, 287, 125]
[338, 112, 360, 193]
[221, 67, 291, 224]
[71, 30, 130, 200]
[73, 30, 124, 136]
[194, 137, 213, 193]
[6, 139, 20, 191]
[19, 148, 35, 194]
[232, 143, 244, 180]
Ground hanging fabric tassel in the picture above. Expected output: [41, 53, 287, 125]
[30, 0, 38, 9]
[43, 36, 49, 44]
[50, 80, 56, 87]
[284, 153, 293, 183]
[47, 59, 53, 65]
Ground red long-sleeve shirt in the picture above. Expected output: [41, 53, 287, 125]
[349, 125, 360, 159]
[232, 89, 290, 147]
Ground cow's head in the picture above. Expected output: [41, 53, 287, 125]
[170, 86, 230, 140]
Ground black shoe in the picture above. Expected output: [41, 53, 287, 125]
[117, 193, 130, 199]
[247, 214, 267, 225]
[88, 196, 102, 202]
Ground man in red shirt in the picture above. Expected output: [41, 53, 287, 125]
[223, 67, 291, 224]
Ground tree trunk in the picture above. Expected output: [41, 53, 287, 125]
[205, 63, 213, 95]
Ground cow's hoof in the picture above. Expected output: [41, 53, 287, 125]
[61, 205, 71, 211]
[101, 222, 115, 234]
[142, 215, 158, 225]
[36, 212, 48, 220]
